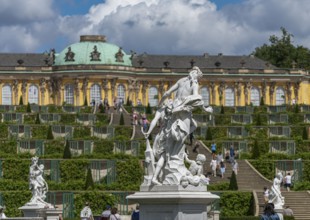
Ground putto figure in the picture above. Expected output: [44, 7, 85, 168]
[142, 66, 213, 187]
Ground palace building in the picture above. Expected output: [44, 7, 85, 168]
[0, 35, 309, 107]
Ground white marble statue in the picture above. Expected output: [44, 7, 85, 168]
[269, 172, 285, 209]
[142, 66, 213, 187]
[28, 156, 53, 207]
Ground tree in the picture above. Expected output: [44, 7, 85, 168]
[63, 140, 72, 159]
[220, 105, 224, 114]
[19, 96, 23, 105]
[252, 139, 260, 159]
[228, 171, 238, 190]
[256, 114, 262, 126]
[146, 103, 152, 114]
[260, 97, 265, 106]
[26, 102, 31, 113]
[47, 125, 54, 139]
[253, 27, 310, 70]
[85, 167, 94, 190]
[119, 113, 125, 125]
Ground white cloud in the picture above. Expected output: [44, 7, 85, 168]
[1, 0, 310, 55]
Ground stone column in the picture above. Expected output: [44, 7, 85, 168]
[210, 82, 216, 105]
[234, 82, 241, 106]
[102, 79, 109, 99]
[134, 80, 140, 105]
[294, 81, 300, 104]
[12, 79, 19, 105]
[74, 78, 80, 106]
[82, 78, 89, 105]
[269, 82, 276, 105]
[142, 81, 149, 105]
[127, 79, 135, 104]
[110, 78, 117, 101]
[39, 78, 46, 105]
[21, 80, 28, 104]
[261, 80, 267, 105]
[285, 82, 292, 104]
[244, 82, 252, 105]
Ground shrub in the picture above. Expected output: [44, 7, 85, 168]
[220, 105, 224, 114]
[119, 113, 124, 125]
[229, 171, 238, 190]
[146, 103, 152, 114]
[205, 127, 213, 140]
[303, 127, 308, 140]
[84, 96, 88, 106]
[85, 167, 94, 190]
[19, 96, 23, 105]
[26, 102, 31, 113]
[220, 192, 253, 217]
[63, 140, 72, 159]
[47, 125, 54, 140]
[260, 96, 265, 106]
[35, 113, 40, 124]
[252, 139, 260, 159]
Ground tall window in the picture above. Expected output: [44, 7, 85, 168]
[225, 87, 235, 106]
[250, 87, 260, 106]
[90, 84, 101, 104]
[117, 84, 126, 102]
[148, 86, 158, 107]
[200, 87, 210, 106]
[275, 87, 285, 105]
[28, 85, 39, 104]
[2, 85, 12, 105]
[64, 84, 74, 105]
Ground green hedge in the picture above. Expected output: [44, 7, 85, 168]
[219, 192, 254, 217]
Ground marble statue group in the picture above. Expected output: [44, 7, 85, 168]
[142, 66, 213, 187]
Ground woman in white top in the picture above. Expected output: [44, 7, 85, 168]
[284, 173, 292, 191]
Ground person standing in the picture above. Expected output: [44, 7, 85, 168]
[219, 159, 226, 179]
[80, 202, 94, 220]
[263, 187, 270, 204]
[229, 144, 235, 163]
[109, 207, 121, 220]
[131, 204, 140, 220]
[210, 157, 217, 177]
[211, 143, 216, 155]
[284, 173, 292, 191]
[232, 160, 239, 175]
[101, 205, 111, 220]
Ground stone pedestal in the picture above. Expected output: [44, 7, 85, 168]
[19, 204, 62, 220]
[127, 185, 220, 220]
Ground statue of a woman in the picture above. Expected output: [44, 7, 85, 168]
[269, 172, 285, 209]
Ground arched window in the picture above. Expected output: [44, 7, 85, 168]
[117, 84, 126, 103]
[200, 87, 210, 106]
[90, 84, 101, 104]
[2, 85, 12, 105]
[64, 84, 74, 105]
[275, 87, 285, 105]
[148, 86, 158, 107]
[28, 85, 39, 104]
[250, 87, 260, 106]
[225, 87, 235, 106]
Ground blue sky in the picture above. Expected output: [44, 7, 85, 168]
[0, 0, 309, 55]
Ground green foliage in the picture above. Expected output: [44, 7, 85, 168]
[60, 114, 76, 124]
[47, 105, 62, 113]
[146, 103, 152, 114]
[2, 191, 31, 217]
[26, 102, 31, 113]
[114, 158, 143, 190]
[0, 140, 16, 154]
[253, 27, 310, 70]
[119, 113, 125, 125]
[60, 159, 88, 182]
[93, 139, 114, 154]
[249, 159, 275, 180]
[260, 96, 265, 106]
[95, 114, 110, 125]
[126, 96, 131, 106]
[35, 113, 40, 124]
[228, 171, 238, 190]
[294, 104, 300, 113]
[2, 159, 29, 181]
[44, 140, 64, 155]
[220, 105, 224, 114]
[303, 127, 309, 140]
[73, 126, 91, 138]
[0, 124, 8, 139]
[31, 125, 48, 139]
[209, 127, 227, 139]
[63, 140, 72, 159]
[114, 126, 132, 138]
[19, 96, 23, 105]
[292, 181, 310, 191]
[205, 127, 213, 140]
[214, 114, 231, 125]
[251, 140, 260, 159]
[220, 192, 253, 217]
[85, 167, 94, 190]
[208, 182, 229, 191]
[84, 96, 88, 106]
[255, 114, 261, 126]
[47, 125, 54, 140]
[288, 114, 304, 125]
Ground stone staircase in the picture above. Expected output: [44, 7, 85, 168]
[236, 160, 272, 191]
[256, 190, 310, 220]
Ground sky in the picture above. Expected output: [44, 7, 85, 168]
[0, 0, 309, 56]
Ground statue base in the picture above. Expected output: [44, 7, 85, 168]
[127, 186, 220, 220]
[19, 204, 62, 220]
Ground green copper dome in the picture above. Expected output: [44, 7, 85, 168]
[54, 35, 132, 66]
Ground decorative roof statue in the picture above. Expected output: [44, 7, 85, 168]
[142, 66, 213, 187]
[90, 45, 101, 61]
[115, 47, 124, 62]
[65, 47, 75, 62]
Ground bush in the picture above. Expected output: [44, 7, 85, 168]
[19, 96, 23, 105]
[47, 125, 54, 140]
[229, 171, 238, 190]
[146, 103, 152, 114]
[303, 127, 308, 140]
[26, 102, 31, 113]
[119, 113, 124, 125]
[260, 96, 265, 106]
[85, 167, 94, 190]
[252, 140, 260, 159]
[205, 127, 213, 140]
[35, 113, 40, 124]
[63, 140, 72, 159]
[220, 192, 253, 217]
